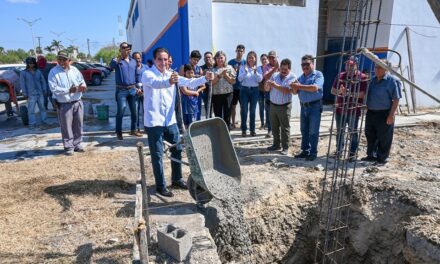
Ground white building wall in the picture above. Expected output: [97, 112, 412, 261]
[388, 0, 440, 108]
[127, 1, 143, 53]
[188, 0, 213, 56]
[211, 1, 321, 116]
[326, 0, 393, 48]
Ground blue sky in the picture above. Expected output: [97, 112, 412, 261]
[0, 0, 129, 55]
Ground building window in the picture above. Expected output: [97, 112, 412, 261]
[132, 1, 139, 28]
[212, 0, 306, 6]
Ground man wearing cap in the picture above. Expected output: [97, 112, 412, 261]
[331, 57, 367, 161]
[291, 54, 324, 161]
[20, 56, 49, 129]
[262, 50, 280, 138]
[141, 47, 214, 197]
[228, 44, 246, 129]
[48, 51, 87, 155]
[362, 59, 401, 165]
[109, 42, 142, 140]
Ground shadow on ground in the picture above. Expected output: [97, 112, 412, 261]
[44, 180, 135, 211]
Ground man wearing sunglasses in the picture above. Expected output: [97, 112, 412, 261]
[110, 42, 142, 140]
[291, 54, 324, 161]
[48, 51, 87, 156]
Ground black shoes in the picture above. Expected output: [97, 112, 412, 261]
[294, 152, 309, 159]
[374, 159, 388, 166]
[74, 148, 85, 153]
[306, 155, 317, 161]
[156, 188, 173, 197]
[360, 156, 376, 162]
[267, 145, 282, 151]
[171, 180, 188, 190]
[242, 131, 247, 137]
[116, 132, 123, 141]
[250, 131, 256, 137]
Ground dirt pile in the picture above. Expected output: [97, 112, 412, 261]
[205, 123, 440, 264]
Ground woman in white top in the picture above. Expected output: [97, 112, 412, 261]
[238, 51, 263, 137]
[211, 51, 236, 129]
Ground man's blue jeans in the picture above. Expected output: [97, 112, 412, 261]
[115, 89, 137, 133]
[258, 91, 265, 127]
[239, 86, 259, 132]
[27, 94, 47, 125]
[300, 102, 322, 157]
[335, 113, 360, 156]
[145, 124, 182, 190]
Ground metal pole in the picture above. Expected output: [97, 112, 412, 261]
[207, 79, 213, 119]
[17, 18, 41, 57]
[360, 48, 440, 104]
[405, 27, 417, 113]
[87, 38, 91, 58]
[136, 142, 151, 245]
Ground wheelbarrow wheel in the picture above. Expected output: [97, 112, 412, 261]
[187, 174, 213, 205]
[19, 105, 29, 126]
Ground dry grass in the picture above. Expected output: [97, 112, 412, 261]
[0, 150, 140, 263]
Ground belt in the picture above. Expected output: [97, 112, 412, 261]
[242, 86, 258, 89]
[116, 84, 136, 89]
[270, 101, 291, 107]
[300, 99, 321, 107]
[59, 100, 80, 104]
[368, 109, 390, 113]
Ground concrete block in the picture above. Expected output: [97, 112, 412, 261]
[157, 224, 192, 261]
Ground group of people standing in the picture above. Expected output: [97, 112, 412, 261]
[30, 41, 401, 197]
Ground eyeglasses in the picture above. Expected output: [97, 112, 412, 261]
[301, 63, 311, 67]
[121, 46, 130, 50]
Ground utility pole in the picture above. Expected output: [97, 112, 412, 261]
[87, 38, 91, 58]
[36, 36, 43, 54]
[113, 37, 116, 58]
[17, 17, 41, 57]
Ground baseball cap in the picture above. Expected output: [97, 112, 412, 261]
[57, 51, 69, 59]
[268, 50, 277, 58]
[345, 56, 359, 65]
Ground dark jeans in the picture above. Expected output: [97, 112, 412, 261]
[201, 90, 212, 118]
[265, 99, 271, 131]
[300, 101, 322, 156]
[240, 86, 259, 133]
[212, 92, 233, 127]
[196, 95, 203, 121]
[258, 91, 265, 127]
[365, 109, 394, 162]
[335, 113, 360, 156]
[270, 102, 291, 149]
[145, 124, 182, 190]
[115, 89, 137, 133]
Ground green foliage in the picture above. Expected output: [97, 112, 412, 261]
[94, 46, 116, 64]
[45, 53, 57, 62]
[0, 48, 30, 64]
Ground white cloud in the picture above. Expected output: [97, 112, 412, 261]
[7, 0, 39, 3]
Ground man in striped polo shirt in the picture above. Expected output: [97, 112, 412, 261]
[264, 58, 297, 155]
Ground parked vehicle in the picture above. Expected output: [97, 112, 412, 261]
[93, 63, 112, 72]
[86, 63, 110, 77]
[71, 62, 103, 86]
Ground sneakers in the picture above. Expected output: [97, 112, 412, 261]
[374, 159, 388, 166]
[65, 149, 74, 156]
[171, 180, 188, 190]
[360, 156, 376, 162]
[129, 130, 143, 137]
[116, 133, 123, 141]
[280, 148, 289, 155]
[267, 145, 281, 151]
[156, 188, 173, 197]
[294, 152, 309, 159]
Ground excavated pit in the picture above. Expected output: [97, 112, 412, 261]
[202, 123, 440, 264]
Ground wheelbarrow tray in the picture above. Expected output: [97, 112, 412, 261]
[184, 117, 241, 200]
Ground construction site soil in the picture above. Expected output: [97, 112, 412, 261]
[0, 122, 439, 263]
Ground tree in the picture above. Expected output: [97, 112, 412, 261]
[44, 46, 53, 53]
[28, 49, 35, 56]
[50, 40, 64, 53]
[0, 47, 4, 55]
[46, 53, 57, 62]
[36, 46, 43, 55]
[77, 52, 87, 60]
[66, 45, 77, 54]
[94, 46, 116, 65]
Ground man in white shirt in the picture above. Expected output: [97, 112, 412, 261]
[48, 51, 87, 156]
[141, 47, 214, 197]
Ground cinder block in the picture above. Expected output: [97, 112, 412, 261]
[157, 224, 192, 261]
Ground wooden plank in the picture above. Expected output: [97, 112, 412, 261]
[132, 184, 142, 262]
[136, 142, 151, 245]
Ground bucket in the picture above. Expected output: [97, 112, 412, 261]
[96, 104, 109, 120]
